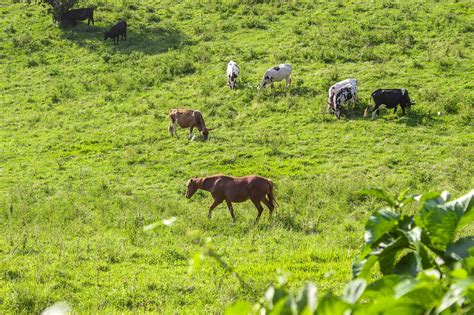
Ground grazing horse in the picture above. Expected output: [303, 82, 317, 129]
[168, 108, 210, 140]
[185, 175, 277, 223]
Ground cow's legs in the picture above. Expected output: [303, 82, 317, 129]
[208, 199, 223, 219]
[225, 201, 236, 222]
[286, 77, 292, 88]
[393, 106, 398, 114]
[188, 127, 194, 139]
[401, 106, 406, 115]
[371, 105, 381, 120]
[124, 31, 126, 41]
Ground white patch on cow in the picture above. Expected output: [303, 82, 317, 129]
[401, 88, 406, 96]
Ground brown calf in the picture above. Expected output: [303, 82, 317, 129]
[185, 175, 277, 223]
[168, 109, 210, 140]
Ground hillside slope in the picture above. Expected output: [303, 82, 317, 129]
[0, 0, 473, 313]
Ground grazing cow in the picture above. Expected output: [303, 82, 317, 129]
[104, 20, 127, 45]
[365, 89, 414, 119]
[61, 8, 94, 26]
[260, 64, 292, 89]
[226, 61, 239, 90]
[168, 109, 211, 140]
[333, 84, 357, 119]
[328, 78, 358, 113]
[186, 175, 276, 223]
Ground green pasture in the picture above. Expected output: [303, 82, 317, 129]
[0, 0, 473, 313]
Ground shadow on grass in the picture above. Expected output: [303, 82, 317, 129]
[59, 23, 195, 55]
[324, 101, 436, 126]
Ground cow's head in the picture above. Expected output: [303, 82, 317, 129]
[261, 76, 273, 89]
[401, 89, 414, 110]
[185, 178, 198, 199]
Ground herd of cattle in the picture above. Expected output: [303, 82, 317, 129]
[168, 61, 415, 141]
[26, 2, 417, 222]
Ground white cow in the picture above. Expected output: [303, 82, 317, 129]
[260, 64, 292, 89]
[226, 61, 239, 90]
[328, 78, 358, 113]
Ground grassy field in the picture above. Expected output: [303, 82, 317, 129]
[0, 0, 473, 313]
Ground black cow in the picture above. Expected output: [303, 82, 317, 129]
[61, 8, 94, 26]
[367, 89, 414, 119]
[104, 20, 127, 45]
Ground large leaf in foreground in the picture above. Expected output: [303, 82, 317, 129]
[364, 209, 399, 246]
[416, 198, 462, 251]
[445, 237, 474, 262]
[448, 190, 474, 229]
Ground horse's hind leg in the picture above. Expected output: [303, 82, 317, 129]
[225, 200, 236, 222]
[262, 197, 274, 218]
[251, 199, 265, 223]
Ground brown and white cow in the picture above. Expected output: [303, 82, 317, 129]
[168, 109, 210, 140]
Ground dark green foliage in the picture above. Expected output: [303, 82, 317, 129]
[225, 190, 474, 314]
[42, 0, 79, 23]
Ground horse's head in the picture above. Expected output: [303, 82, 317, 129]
[202, 128, 209, 140]
[186, 178, 198, 199]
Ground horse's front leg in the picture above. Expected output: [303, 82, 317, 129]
[225, 200, 236, 222]
[208, 199, 223, 219]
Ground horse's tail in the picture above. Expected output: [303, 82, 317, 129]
[267, 179, 277, 208]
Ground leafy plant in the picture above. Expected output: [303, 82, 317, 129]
[354, 189, 474, 278]
[223, 189, 474, 314]
[41, 0, 79, 24]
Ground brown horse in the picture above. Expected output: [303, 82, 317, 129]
[168, 108, 210, 140]
[185, 175, 277, 223]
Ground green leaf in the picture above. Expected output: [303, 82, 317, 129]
[353, 296, 424, 315]
[393, 252, 422, 276]
[364, 209, 400, 245]
[359, 188, 395, 207]
[416, 198, 462, 251]
[435, 277, 474, 314]
[316, 293, 350, 315]
[448, 190, 474, 229]
[393, 276, 444, 310]
[362, 275, 406, 299]
[270, 295, 295, 315]
[342, 279, 366, 304]
[445, 237, 474, 261]
[295, 283, 317, 314]
[378, 237, 408, 275]
[225, 301, 253, 315]
[352, 255, 378, 279]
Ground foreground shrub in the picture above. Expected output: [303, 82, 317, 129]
[224, 189, 474, 314]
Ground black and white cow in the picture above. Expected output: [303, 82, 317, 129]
[328, 78, 358, 113]
[226, 61, 239, 90]
[260, 64, 292, 89]
[366, 89, 414, 119]
[333, 84, 356, 118]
